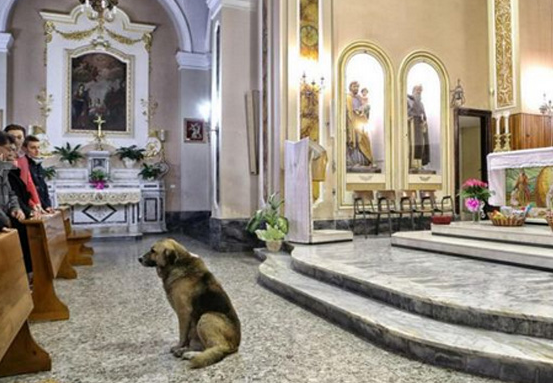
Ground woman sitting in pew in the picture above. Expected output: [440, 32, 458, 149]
[0, 131, 31, 275]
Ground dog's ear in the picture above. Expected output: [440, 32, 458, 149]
[162, 248, 177, 266]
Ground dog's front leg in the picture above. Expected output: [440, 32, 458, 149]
[170, 306, 192, 357]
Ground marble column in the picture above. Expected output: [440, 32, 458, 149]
[0, 33, 13, 127]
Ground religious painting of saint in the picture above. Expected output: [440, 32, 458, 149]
[506, 167, 553, 217]
[69, 52, 129, 133]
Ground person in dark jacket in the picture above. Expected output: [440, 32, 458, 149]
[23, 135, 53, 212]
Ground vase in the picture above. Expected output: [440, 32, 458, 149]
[472, 211, 480, 223]
[123, 158, 136, 168]
[266, 240, 283, 253]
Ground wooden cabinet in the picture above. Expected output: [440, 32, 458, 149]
[509, 114, 552, 150]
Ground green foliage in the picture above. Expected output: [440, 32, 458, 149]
[255, 224, 286, 241]
[115, 145, 145, 161]
[89, 169, 108, 183]
[43, 166, 57, 180]
[53, 143, 84, 165]
[246, 193, 289, 239]
[138, 163, 162, 180]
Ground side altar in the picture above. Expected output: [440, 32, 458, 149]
[48, 150, 166, 238]
[487, 147, 553, 219]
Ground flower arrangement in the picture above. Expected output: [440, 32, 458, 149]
[460, 179, 492, 211]
[89, 169, 109, 189]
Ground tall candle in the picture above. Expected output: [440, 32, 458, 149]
[159, 129, 166, 142]
[504, 113, 510, 134]
[495, 115, 500, 135]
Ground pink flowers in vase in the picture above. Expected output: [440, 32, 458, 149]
[460, 178, 493, 203]
[464, 197, 481, 213]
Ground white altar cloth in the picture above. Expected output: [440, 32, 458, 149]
[56, 188, 142, 206]
[487, 147, 553, 206]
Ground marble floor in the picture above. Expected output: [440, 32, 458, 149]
[1, 234, 499, 383]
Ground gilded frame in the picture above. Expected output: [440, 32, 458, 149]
[335, 41, 394, 209]
[65, 46, 134, 136]
[398, 51, 451, 194]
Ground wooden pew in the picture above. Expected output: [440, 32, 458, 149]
[24, 212, 73, 321]
[0, 230, 51, 376]
[59, 206, 94, 266]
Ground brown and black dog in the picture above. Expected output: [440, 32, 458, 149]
[138, 238, 241, 368]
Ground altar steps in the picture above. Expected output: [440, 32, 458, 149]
[258, 253, 553, 383]
[391, 222, 553, 271]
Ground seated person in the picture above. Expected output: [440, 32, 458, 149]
[0, 132, 30, 272]
[23, 135, 54, 213]
[5, 124, 44, 216]
[6, 135, 34, 218]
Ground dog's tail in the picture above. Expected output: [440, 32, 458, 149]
[189, 346, 235, 369]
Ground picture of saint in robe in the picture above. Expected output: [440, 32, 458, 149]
[407, 84, 431, 172]
[70, 53, 127, 132]
[346, 81, 376, 173]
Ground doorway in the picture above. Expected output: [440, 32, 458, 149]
[454, 108, 492, 219]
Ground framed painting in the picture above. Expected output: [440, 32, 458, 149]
[67, 49, 132, 134]
[184, 119, 205, 143]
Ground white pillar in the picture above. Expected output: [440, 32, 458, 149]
[175, 51, 211, 212]
[0, 33, 13, 127]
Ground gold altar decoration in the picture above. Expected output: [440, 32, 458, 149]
[93, 114, 107, 150]
[493, 0, 515, 108]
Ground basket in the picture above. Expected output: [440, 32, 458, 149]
[487, 213, 526, 227]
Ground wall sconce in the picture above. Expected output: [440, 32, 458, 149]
[300, 72, 324, 96]
[539, 93, 553, 117]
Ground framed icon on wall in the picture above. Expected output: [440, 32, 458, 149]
[184, 119, 205, 143]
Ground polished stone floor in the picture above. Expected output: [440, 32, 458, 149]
[1, 234, 499, 383]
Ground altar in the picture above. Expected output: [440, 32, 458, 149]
[487, 147, 553, 219]
[48, 151, 167, 238]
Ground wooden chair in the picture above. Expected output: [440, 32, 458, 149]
[59, 207, 93, 266]
[0, 230, 51, 377]
[375, 190, 399, 235]
[419, 190, 455, 220]
[24, 212, 73, 321]
[352, 191, 379, 238]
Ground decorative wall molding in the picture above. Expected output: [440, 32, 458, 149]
[176, 51, 210, 70]
[0, 0, 193, 52]
[491, 0, 516, 109]
[206, 0, 254, 19]
[0, 33, 13, 53]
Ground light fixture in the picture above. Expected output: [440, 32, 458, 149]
[79, 0, 118, 20]
[540, 93, 553, 117]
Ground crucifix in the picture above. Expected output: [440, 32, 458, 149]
[93, 114, 106, 150]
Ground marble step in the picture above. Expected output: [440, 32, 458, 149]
[391, 230, 553, 271]
[258, 254, 553, 383]
[432, 221, 553, 248]
[291, 243, 553, 339]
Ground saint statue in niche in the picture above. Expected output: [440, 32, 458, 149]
[407, 84, 433, 173]
[346, 81, 378, 173]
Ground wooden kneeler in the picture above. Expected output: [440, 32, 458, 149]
[24, 213, 72, 321]
[59, 207, 94, 266]
[0, 230, 51, 377]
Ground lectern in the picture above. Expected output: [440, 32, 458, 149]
[284, 138, 353, 244]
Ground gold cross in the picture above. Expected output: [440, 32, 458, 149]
[94, 115, 106, 131]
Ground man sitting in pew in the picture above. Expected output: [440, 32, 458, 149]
[0, 131, 32, 275]
[23, 135, 54, 213]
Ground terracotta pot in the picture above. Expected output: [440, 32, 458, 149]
[265, 240, 282, 253]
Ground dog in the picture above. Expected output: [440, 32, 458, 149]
[138, 238, 241, 368]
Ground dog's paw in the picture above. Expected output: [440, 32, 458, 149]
[181, 351, 201, 360]
[170, 346, 187, 358]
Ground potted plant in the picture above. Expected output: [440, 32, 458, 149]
[43, 166, 57, 181]
[89, 169, 109, 189]
[460, 178, 493, 222]
[53, 143, 84, 166]
[115, 145, 145, 168]
[139, 163, 162, 181]
[246, 193, 289, 252]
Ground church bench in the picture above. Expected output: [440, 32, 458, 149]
[58, 206, 94, 266]
[0, 230, 51, 377]
[24, 212, 74, 321]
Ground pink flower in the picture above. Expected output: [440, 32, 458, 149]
[462, 178, 487, 188]
[465, 197, 481, 212]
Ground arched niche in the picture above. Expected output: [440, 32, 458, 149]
[399, 51, 451, 193]
[336, 41, 393, 208]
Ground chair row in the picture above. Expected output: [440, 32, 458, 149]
[352, 189, 455, 237]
